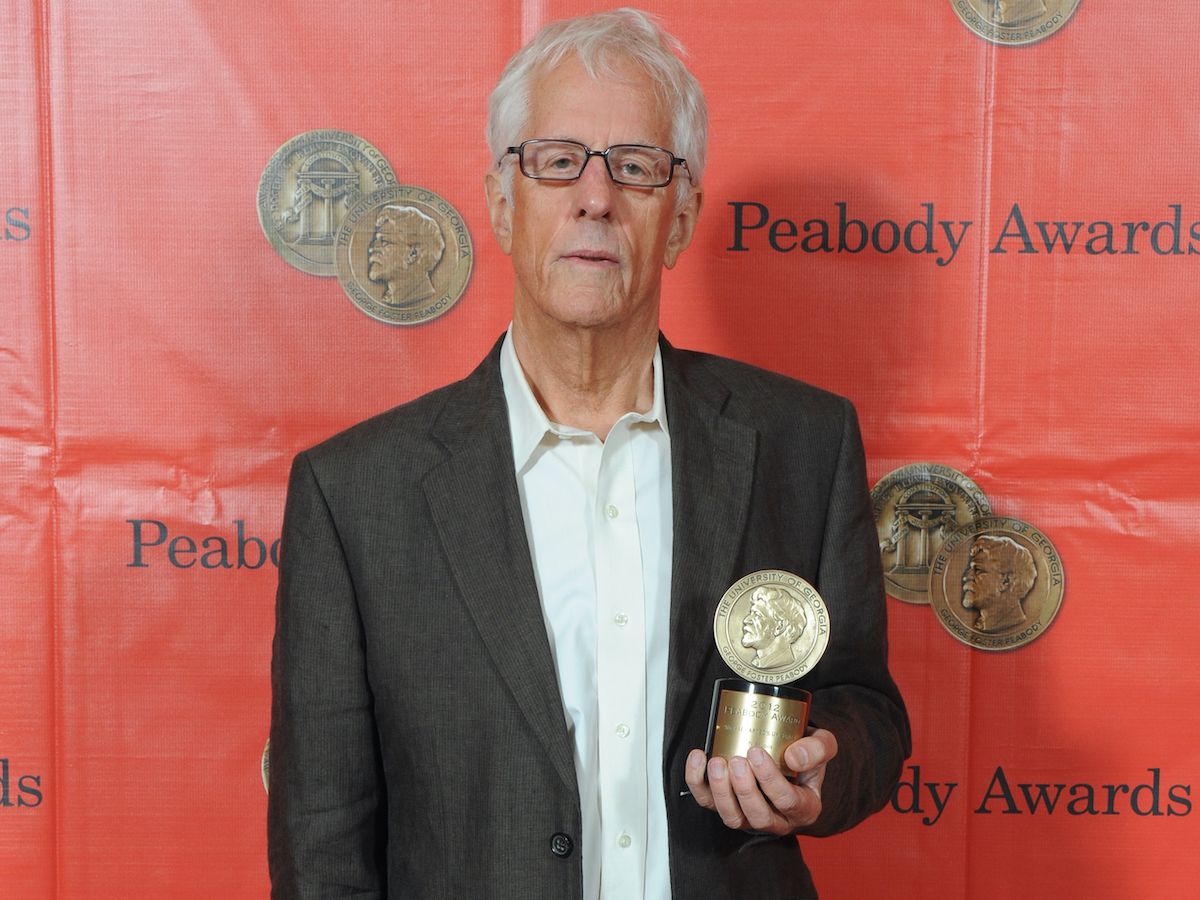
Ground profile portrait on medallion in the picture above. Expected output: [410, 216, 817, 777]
[741, 585, 808, 670]
[714, 571, 829, 684]
[257, 130, 396, 276]
[929, 516, 1064, 651]
[961, 534, 1038, 632]
[368, 205, 446, 307]
[336, 184, 473, 325]
[871, 463, 991, 604]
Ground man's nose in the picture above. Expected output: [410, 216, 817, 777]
[573, 153, 615, 219]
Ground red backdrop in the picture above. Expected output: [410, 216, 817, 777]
[3, 1, 1198, 897]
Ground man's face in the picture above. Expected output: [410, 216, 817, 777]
[962, 545, 1005, 610]
[486, 56, 701, 332]
[741, 599, 772, 650]
[368, 217, 416, 282]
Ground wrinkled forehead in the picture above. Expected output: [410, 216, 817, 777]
[528, 54, 669, 130]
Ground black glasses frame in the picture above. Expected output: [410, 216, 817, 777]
[505, 139, 690, 188]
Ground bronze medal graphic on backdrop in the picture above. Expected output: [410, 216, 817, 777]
[872, 463, 991, 604]
[257, 130, 397, 276]
[929, 516, 1064, 650]
[707, 571, 829, 779]
[335, 185, 473, 325]
[950, 0, 1081, 45]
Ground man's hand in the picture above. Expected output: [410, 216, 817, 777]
[685, 728, 838, 835]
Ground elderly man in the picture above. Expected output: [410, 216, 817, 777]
[269, 9, 909, 900]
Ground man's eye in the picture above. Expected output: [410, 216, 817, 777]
[620, 162, 647, 178]
[548, 155, 576, 169]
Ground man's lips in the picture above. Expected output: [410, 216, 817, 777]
[563, 249, 619, 264]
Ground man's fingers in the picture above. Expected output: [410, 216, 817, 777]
[706, 756, 751, 830]
[783, 728, 838, 776]
[689, 740, 831, 834]
[754, 753, 822, 828]
[685, 749, 715, 807]
[733, 749, 788, 831]
[743, 746, 802, 820]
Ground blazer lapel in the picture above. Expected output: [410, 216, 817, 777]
[421, 346, 577, 793]
[661, 341, 759, 751]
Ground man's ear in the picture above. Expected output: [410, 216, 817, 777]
[485, 168, 513, 256]
[663, 183, 703, 270]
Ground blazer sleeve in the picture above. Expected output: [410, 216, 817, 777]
[268, 451, 387, 898]
[800, 398, 912, 837]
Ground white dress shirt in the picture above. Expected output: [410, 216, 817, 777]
[500, 328, 673, 900]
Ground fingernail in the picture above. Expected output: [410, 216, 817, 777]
[710, 757, 727, 779]
[729, 757, 748, 777]
[791, 745, 809, 769]
[748, 746, 767, 767]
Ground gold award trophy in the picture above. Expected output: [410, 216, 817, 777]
[707, 571, 829, 779]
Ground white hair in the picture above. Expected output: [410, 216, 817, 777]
[486, 7, 708, 206]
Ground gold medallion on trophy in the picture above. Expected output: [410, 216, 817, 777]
[929, 516, 1064, 650]
[257, 130, 397, 276]
[872, 463, 991, 605]
[713, 571, 829, 684]
[950, 0, 1081, 46]
[707, 571, 829, 779]
[335, 185, 473, 325]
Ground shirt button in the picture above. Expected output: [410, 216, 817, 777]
[617, 833, 632, 849]
[550, 833, 573, 857]
[605, 505, 619, 519]
[613, 613, 628, 626]
[615, 724, 631, 738]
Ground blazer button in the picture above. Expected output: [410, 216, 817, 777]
[550, 833, 573, 858]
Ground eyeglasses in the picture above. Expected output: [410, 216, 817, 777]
[505, 139, 689, 188]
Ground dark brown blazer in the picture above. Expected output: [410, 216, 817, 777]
[269, 335, 910, 899]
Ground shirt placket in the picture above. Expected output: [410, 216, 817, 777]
[593, 419, 648, 900]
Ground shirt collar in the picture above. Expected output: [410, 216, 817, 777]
[499, 324, 669, 471]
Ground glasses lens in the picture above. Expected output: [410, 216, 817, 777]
[607, 146, 674, 186]
[521, 141, 587, 180]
